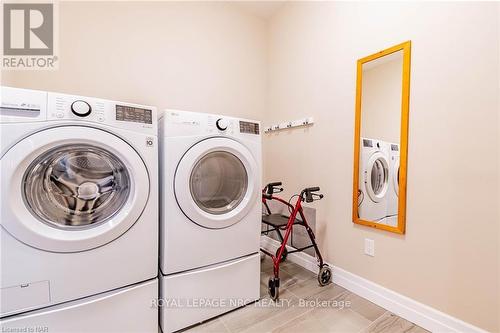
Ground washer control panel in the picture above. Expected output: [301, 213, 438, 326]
[47, 92, 157, 135]
[116, 105, 153, 124]
[50, 94, 106, 123]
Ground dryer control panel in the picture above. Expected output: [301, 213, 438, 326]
[207, 116, 236, 135]
[163, 110, 261, 141]
[239, 120, 260, 135]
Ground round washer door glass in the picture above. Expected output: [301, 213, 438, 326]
[0, 126, 150, 253]
[365, 152, 389, 203]
[24, 144, 130, 228]
[371, 158, 387, 196]
[190, 151, 248, 215]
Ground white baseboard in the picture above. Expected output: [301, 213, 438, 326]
[260, 236, 487, 333]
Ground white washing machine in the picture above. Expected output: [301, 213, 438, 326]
[384, 142, 400, 227]
[0, 87, 158, 331]
[358, 138, 390, 222]
[159, 110, 261, 332]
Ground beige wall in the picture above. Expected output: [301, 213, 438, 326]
[264, 2, 499, 331]
[497, 3, 500, 326]
[361, 53, 402, 143]
[1, 1, 268, 120]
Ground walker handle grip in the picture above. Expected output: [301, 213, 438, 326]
[305, 187, 320, 193]
[265, 182, 284, 196]
[302, 187, 322, 202]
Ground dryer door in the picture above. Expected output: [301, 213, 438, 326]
[365, 152, 389, 203]
[0, 126, 149, 252]
[392, 158, 400, 196]
[174, 137, 259, 229]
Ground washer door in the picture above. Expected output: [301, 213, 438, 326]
[174, 137, 258, 229]
[364, 152, 389, 203]
[0, 126, 149, 252]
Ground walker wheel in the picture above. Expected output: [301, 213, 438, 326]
[268, 277, 280, 301]
[318, 265, 332, 286]
[275, 248, 288, 263]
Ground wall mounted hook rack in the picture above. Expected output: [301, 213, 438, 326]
[264, 117, 314, 133]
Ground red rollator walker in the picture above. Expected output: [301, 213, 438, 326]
[261, 182, 332, 300]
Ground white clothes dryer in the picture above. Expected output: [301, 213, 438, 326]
[159, 110, 261, 332]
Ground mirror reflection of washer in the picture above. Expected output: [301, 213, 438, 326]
[358, 138, 390, 222]
[159, 110, 261, 333]
[0, 87, 158, 331]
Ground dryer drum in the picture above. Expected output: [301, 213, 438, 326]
[23, 144, 131, 228]
[189, 151, 248, 215]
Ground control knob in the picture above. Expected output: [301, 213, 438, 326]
[216, 118, 228, 131]
[71, 100, 92, 117]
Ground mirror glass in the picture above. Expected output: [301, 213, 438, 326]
[353, 42, 410, 234]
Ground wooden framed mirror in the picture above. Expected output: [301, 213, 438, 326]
[352, 41, 411, 234]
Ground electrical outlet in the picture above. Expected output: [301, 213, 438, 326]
[364, 238, 375, 257]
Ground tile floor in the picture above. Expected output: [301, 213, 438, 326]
[184, 256, 429, 333]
